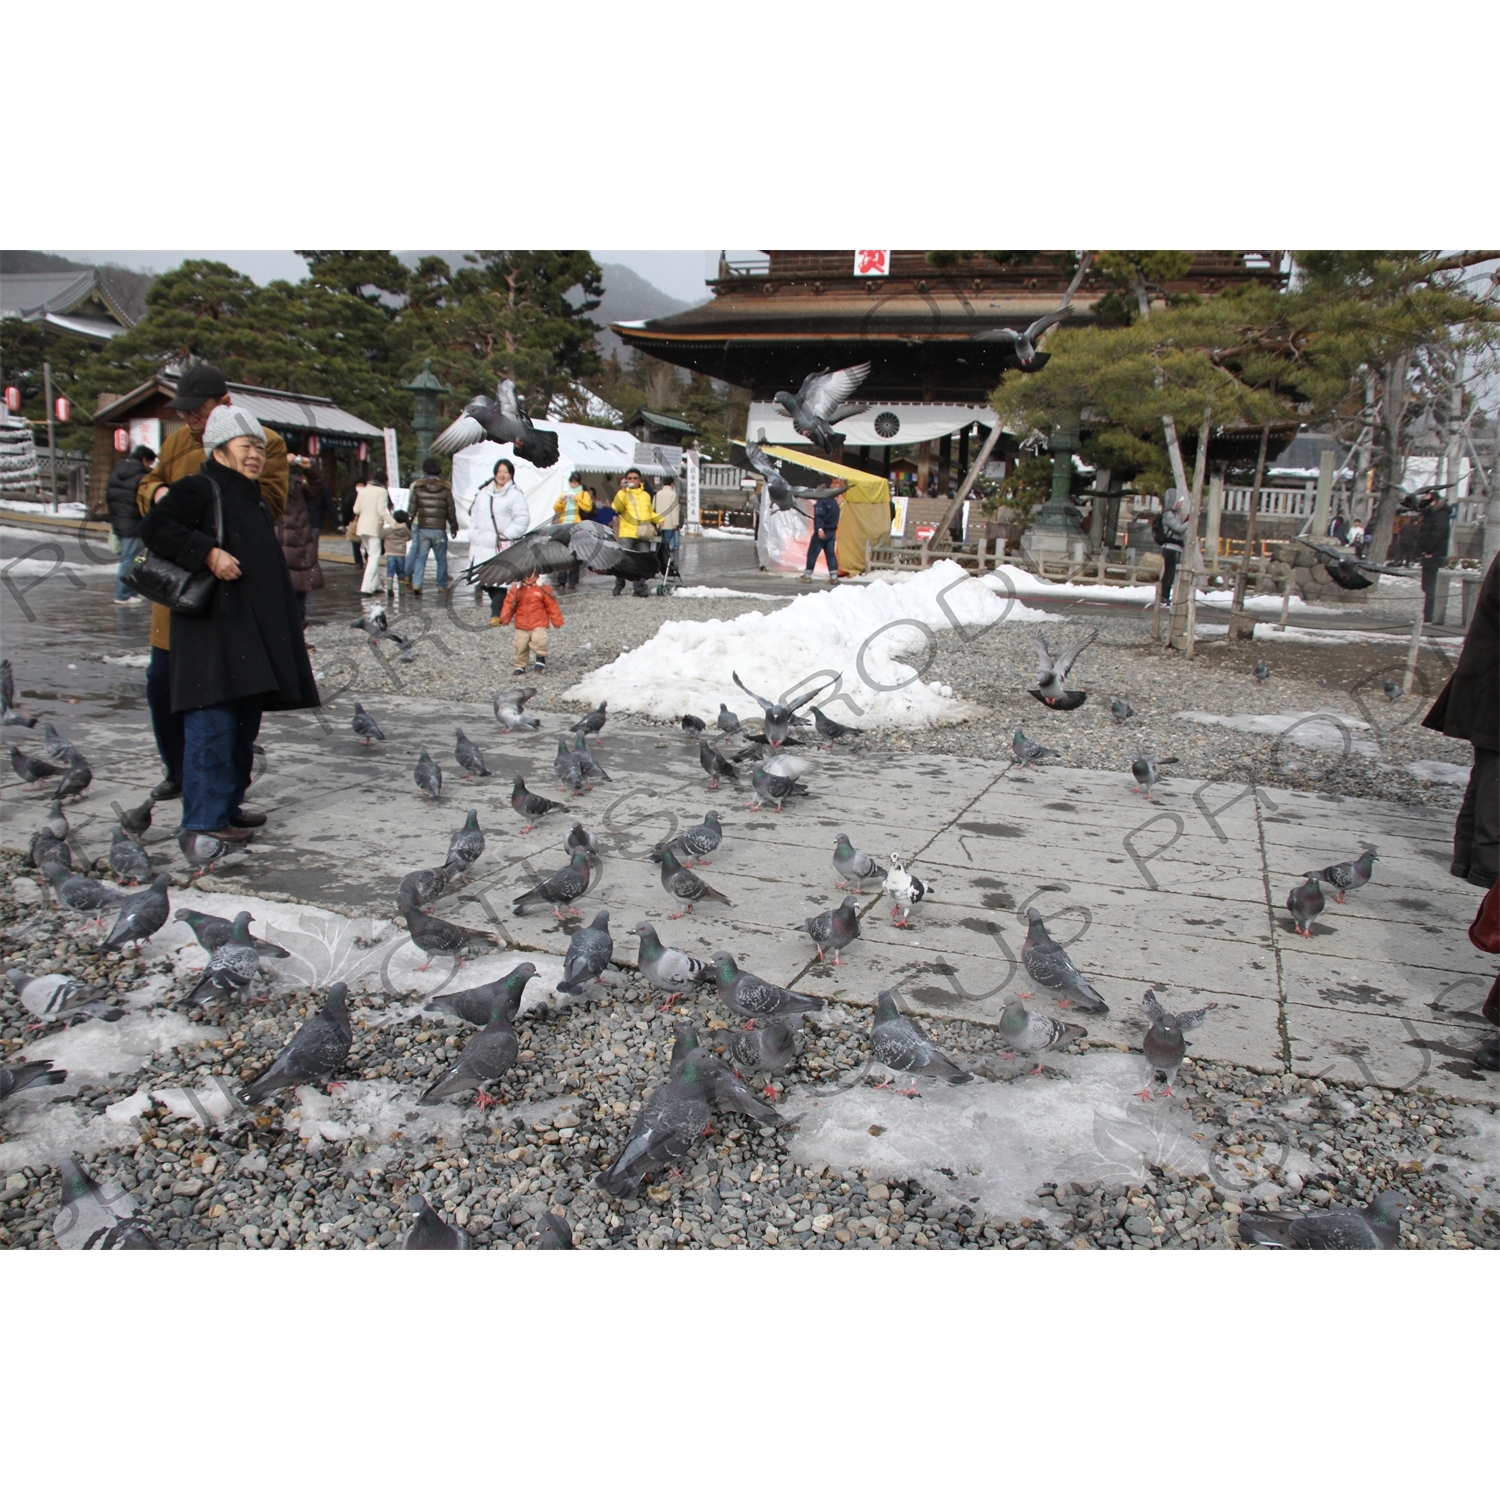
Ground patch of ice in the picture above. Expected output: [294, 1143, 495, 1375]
[671, 586, 784, 600]
[565, 560, 1060, 728]
[16, 1009, 224, 1085]
[1401, 760, 1473, 787]
[102, 653, 151, 668]
[0, 1102, 142, 1177]
[1176, 708, 1380, 758]
[0, 556, 117, 576]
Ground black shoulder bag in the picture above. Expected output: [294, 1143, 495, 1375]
[123, 477, 224, 616]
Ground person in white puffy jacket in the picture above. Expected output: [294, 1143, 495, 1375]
[468, 458, 532, 622]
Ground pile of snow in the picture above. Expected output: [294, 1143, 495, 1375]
[564, 560, 1060, 728]
[1401, 760, 1473, 787]
[987, 563, 1341, 611]
[1176, 708, 1380, 758]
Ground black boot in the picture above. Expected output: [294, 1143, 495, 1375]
[612, 577, 625, 596]
[1475, 1036, 1500, 1072]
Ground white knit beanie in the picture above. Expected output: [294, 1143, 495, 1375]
[202, 405, 266, 451]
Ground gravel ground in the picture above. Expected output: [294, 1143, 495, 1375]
[3, 853, 1494, 1251]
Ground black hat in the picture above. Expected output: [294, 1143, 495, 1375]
[166, 364, 229, 410]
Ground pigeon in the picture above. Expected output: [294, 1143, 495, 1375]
[402, 1193, 469, 1249]
[572, 731, 612, 784]
[998, 996, 1086, 1073]
[101, 874, 171, 952]
[430, 377, 561, 468]
[7, 969, 119, 1024]
[556, 909, 613, 995]
[1131, 754, 1178, 801]
[46, 866, 125, 921]
[1287, 875, 1325, 937]
[799, 895, 861, 964]
[747, 764, 809, 813]
[1239, 1191, 1407, 1250]
[772, 363, 871, 454]
[425, 963, 538, 1027]
[2, 704, 39, 728]
[28, 831, 72, 873]
[400, 901, 499, 970]
[351, 611, 409, 647]
[536, 1212, 574, 1249]
[1021, 907, 1109, 1013]
[565, 821, 602, 867]
[571, 702, 608, 740]
[107, 827, 154, 885]
[971, 258, 1088, 369]
[1012, 726, 1059, 766]
[811, 704, 864, 745]
[54, 747, 93, 800]
[52, 1158, 158, 1249]
[178, 829, 232, 875]
[1028, 688, 1088, 711]
[651, 811, 724, 868]
[1034, 628, 1097, 702]
[491, 687, 541, 733]
[681, 713, 705, 737]
[350, 702, 384, 744]
[1136, 990, 1216, 1099]
[42, 721, 75, 758]
[699, 737, 740, 789]
[118, 796, 154, 837]
[595, 1052, 715, 1198]
[414, 750, 443, 800]
[870, 990, 971, 1090]
[681, 1031, 782, 1128]
[1383, 680, 1402, 702]
[185, 911, 262, 1005]
[1253, 660, 1271, 684]
[512, 776, 566, 833]
[1111, 698, 1136, 725]
[420, 1017, 519, 1106]
[446, 809, 485, 873]
[0, 658, 14, 711]
[710, 952, 822, 1018]
[396, 862, 460, 912]
[657, 846, 731, 918]
[38, 798, 69, 842]
[883, 854, 932, 929]
[240, 984, 353, 1104]
[175, 909, 290, 959]
[743, 430, 845, 515]
[833, 833, 886, 893]
[453, 727, 490, 779]
[721, 1018, 797, 1097]
[633, 921, 710, 1005]
[0, 1057, 68, 1103]
[732, 670, 828, 747]
[512, 849, 593, 919]
[11, 745, 65, 788]
[1309, 847, 1377, 903]
[717, 704, 742, 736]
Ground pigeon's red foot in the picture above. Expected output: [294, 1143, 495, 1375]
[898, 1086, 920, 1098]
[1057, 997, 1073, 1008]
[871, 1079, 892, 1090]
[415, 958, 432, 972]
[1335, 892, 1345, 904]
[833, 953, 846, 965]
[1159, 1085, 1175, 1098]
[668, 910, 686, 920]
[763, 1085, 779, 1101]
[475, 1090, 497, 1109]
[656, 994, 679, 1011]
[1134, 1087, 1153, 1100]
[835, 880, 848, 889]
[326, 1080, 346, 1093]
[1028, 1063, 1046, 1076]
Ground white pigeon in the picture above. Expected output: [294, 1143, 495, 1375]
[883, 853, 933, 929]
[7, 969, 120, 1024]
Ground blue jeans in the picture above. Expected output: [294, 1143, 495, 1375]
[182, 698, 263, 832]
[410, 529, 449, 589]
[146, 647, 185, 785]
[805, 531, 838, 576]
[115, 535, 143, 600]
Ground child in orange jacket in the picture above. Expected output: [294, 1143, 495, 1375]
[499, 572, 564, 675]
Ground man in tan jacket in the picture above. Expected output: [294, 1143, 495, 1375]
[135, 364, 287, 805]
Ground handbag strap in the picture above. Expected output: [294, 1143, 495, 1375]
[205, 475, 225, 547]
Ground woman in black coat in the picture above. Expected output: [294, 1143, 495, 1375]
[138, 408, 319, 839]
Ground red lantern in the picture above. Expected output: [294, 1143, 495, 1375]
[113, 427, 130, 453]
[3, 386, 19, 413]
[356, 441, 369, 463]
[54, 396, 71, 422]
[307, 434, 320, 457]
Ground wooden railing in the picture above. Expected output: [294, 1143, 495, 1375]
[1221, 483, 1317, 516]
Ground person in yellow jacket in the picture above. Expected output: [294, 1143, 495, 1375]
[610, 468, 663, 597]
[134, 364, 287, 805]
[552, 472, 593, 590]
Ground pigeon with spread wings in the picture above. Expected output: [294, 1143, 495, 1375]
[772, 364, 871, 454]
[972, 254, 1091, 371]
[743, 431, 844, 516]
[466, 519, 661, 590]
[430, 378, 560, 469]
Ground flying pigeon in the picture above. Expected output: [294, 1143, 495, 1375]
[998, 996, 1086, 1073]
[710, 952, 822, 1019]
[185, 911, 262, 1005]
[351, 702, 384, 744]
[1287, 875, 1325, 937]
[0, 1057, 68, 1103]
[400, 901, 499, 970]
[240, 984, 353, 1104]
[454, 727, 491, 778]
[870, 990, 971, 1091]
[556, 909, 613, 995]
[681, 713, 705, 737]
[833, 833, 886, 893]
[883, 854, 932, 929]
[350, 611, 409, 647]
[572, 732, 612, 784]
[657, 846, 731, 918]
[46, 866, 125, 922]
[1012, 727, 1059, 766]
[721, 1017, 797, 1098]
[430, 377, 561, 469]
[971, 257, 1090, 369]
[811, 704, 864, 745]
[536, 1212, 574, 1249]
[511, 776, 567, 833]
[633, 921, 710, 1005]
[1253, 661, 1271, 684]
[742, 431, 843, 516]
[491, 686, 540, 733]
[53, 1158, 158, 1249]
[7, 969, 119, 1024]
[1021, 907, 1109, 1013]
[1034, 628, 1097, 702]
[699, 737, 740, 789]
[101, 873, 171, 953]
[11, 745, 65, 788]
[175, 909, 289, 959]
[1, 705, 39, 728]
[772, 363, 872, 454]
[107, 827, 154, 886]
[595, 1044, 715, 1198]
[1308, 847, 1377, 903]
[424, 963, 538, 1027]
[1131, 754, 1178, 801]
[1111, 698, 1135, 725]
[402, 1193, 469, 1249]
[651, 810, 724, 868]
[466, 522, 661, 592]
[420, 1016, 519, 1106]
[117, 796, 154, 837]
[1239, 1192, 1407, 1250]
[178, 830, 232, 875]
[414, 750, 443, 800]
[799, 895, 861, 964]
[1136, 990, 1217, 1099]
[446, 809, 485, 873]
[572, 702, 608, 740]
[512, 849, 593, 919]
[732, 670, 828, 747]
[717, 704, 742, 736]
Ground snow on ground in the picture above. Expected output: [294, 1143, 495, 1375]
[1401, 760, 1474, 787]
[671, 586, 783, 600]
[564, 560, 1061, 727]
[0, 501, 89, 519]
[102, 653, 151, 668]
[985, 563, 1338, 611]
[1176, 707, 1381, 758]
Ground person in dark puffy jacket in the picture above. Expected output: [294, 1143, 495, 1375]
[106, 444, 154, 604]
[1415, 491, 1452, 623]
[802, 487, 844, 582]
[273, 470, 325, 626]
